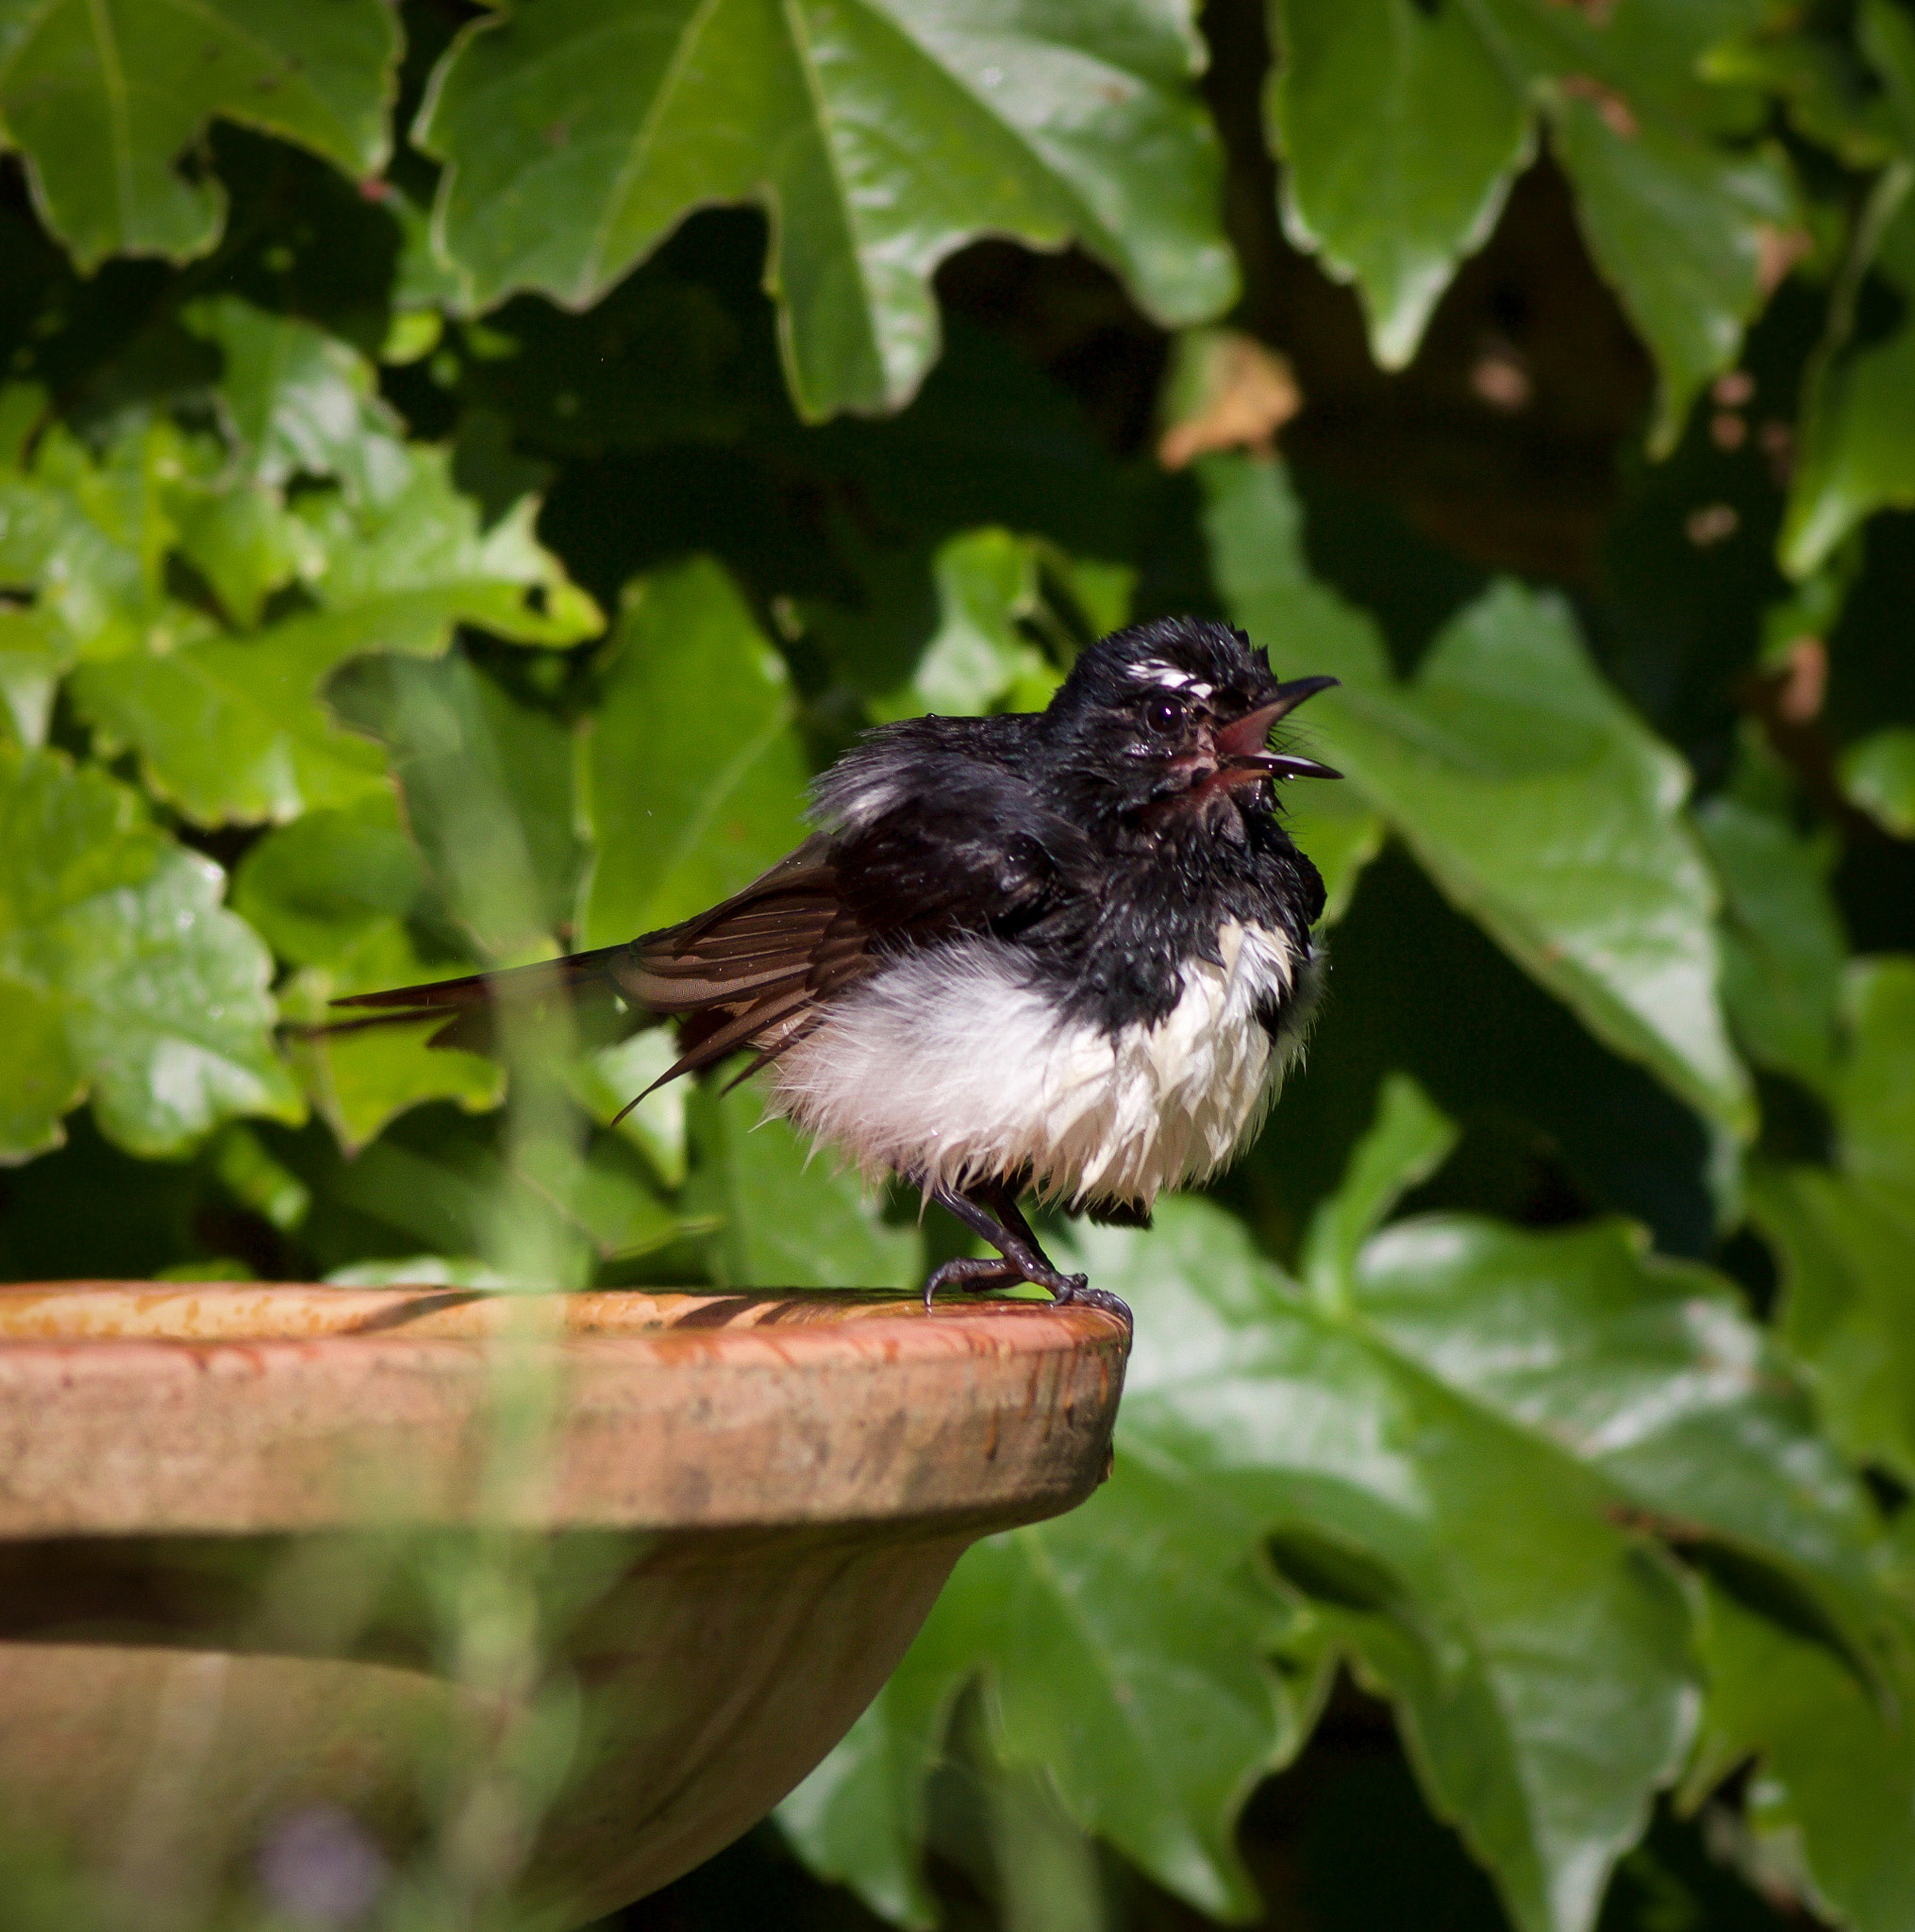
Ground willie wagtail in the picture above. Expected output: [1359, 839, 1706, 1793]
[335, 617, 1340, 1318]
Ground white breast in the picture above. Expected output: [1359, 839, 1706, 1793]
[771, 920, 1314, 1209]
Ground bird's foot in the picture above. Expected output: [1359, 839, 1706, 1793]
[1045, 1274, 1133, 1324]
[921, 1255, 1025, 1309]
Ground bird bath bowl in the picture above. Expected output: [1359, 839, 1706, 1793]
[0, 1283, 1127, 1925]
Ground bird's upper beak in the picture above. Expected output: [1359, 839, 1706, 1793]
[1212, 674, 1342, 783]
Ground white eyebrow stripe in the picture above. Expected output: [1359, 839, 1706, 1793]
[1135, 665, 1215, 698]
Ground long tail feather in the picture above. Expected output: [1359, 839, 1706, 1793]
[325, 946, 629, 1047]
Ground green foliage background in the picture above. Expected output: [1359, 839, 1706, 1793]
[4, 0, 1915, 1928]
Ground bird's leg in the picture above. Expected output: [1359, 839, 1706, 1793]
[976, 1179, 1133, 1323]
[918, 1254, 1027, 1308]
[924, 1183, 1131, 1324]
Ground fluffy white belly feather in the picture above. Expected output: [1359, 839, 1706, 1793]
[771, 920, 1309, 1208]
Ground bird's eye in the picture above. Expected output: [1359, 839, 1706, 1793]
[1142, 697, 1184, 736]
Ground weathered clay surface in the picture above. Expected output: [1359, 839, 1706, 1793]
[0, 1285, 1127, 1925]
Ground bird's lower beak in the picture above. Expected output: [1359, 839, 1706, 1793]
[1212, 675, 1342, 781]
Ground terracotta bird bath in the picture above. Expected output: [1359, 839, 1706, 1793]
[0, 1283, 1127, 1925]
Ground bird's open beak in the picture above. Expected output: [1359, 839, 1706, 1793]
[1212, 675, 1342, 782]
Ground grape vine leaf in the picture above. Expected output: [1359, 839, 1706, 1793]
[1269, 0, 1530, 368]
[1685, 1576, 1915, 1932]
[1205, 453, 1753, 1138]
[0, 0, 400, 269]
[0, 743, 300, 1159]
[577, 557, 811, 948]
[791, 1077, 1883, 1932]
[1267, 0, 1792, 448]
[414, 0, 1238, 419]
[70, 441, 601, 827]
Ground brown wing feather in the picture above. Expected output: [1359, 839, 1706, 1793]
[599, 835, 880, 1090]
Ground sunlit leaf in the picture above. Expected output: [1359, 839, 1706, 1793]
[71, 440, 599, 828]
[1696, 790, 1845, 1097]
[1269, 0, 1528, 368]
[182, 295, 407, 507]
[0, 0, 399, 267]
[415, 0, 1237, 419]
[0, 743, 300, 1158]
[1206, 454, 1754, 1137]
[577, 557, 811, 946]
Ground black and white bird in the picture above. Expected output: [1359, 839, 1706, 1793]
[336, 617, 1340, 1318]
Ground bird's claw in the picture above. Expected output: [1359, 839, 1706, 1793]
[1048, 1274, 1133, 1324]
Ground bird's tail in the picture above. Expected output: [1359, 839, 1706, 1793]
[325, 946, 627, 1053]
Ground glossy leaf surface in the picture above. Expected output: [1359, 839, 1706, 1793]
[0, 745, 298, 1158]
[0, 0, 398, 267]
[578, 558, 811, 947]
[1206, 454, 1752, 1136]
[1270, 0, 1528, 368]
[415, 0, 1237, 418]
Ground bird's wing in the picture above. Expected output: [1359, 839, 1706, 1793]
[331, 755, 1081, 1087]
[619, 759, 1085, 1088]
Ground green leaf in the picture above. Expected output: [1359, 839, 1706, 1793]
[414, 0, 1237, 420]
[0, 0, 399, 269]
[0, 743, 300, 1159]
[870, 527, 1065, 722]
[1206, 454, 1754, 1137]
[1350, 1210, 1881, 1629]
[1072, 1196, 1697, 1932]
[1300, 1071, 1457, 1307]
[1840, 957, 1915, 1212]
[70, 619, 393, 825]
[1268, 0, 1529, 368]
[1548, 103, 1792, 458]
[564, 1027, 689, 1188]
[182, 295, 405, 506]
[71, 441, 599, 828]
[1747, 959, 1915, 1484]
[1696, 790, 1845, 1097]
[321, 1130, 593, 1288]
[577, 557, 811, 947]
[960, 1466, 1318, 1921]
[1747, 1158, 1915, 1490]
[0, 417, 181, 659]
[1779, 175, 1915, 578]
[1687, 1575, 1915, 1932]
[512, 1129, 690, 1264]
[230, 791, 424, 972]
[237, 794, 504, 1152]
[1841, 727, 1915, 841]
[208, 1122, 309, 1232]
[352, 653, 585, 958]
[283, 951, 506, 1154]
[0, 604, 72, 745]
[686, 1075, 921, 1290]
[782, 1449, 1320, 1925]
[288, 444, 604, 651]
[1261, 0, 1790, 448]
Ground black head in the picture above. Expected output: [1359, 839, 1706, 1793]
[1041, 616, 1340, 836]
